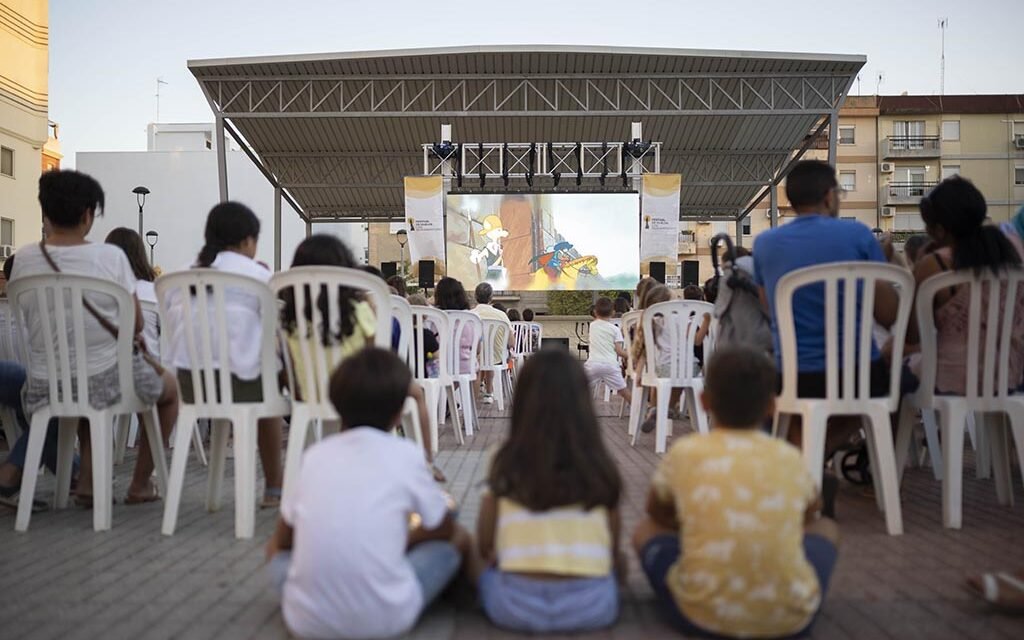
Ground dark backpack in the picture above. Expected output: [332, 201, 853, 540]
[710, 233, 773, 354]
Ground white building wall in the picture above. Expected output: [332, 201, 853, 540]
[75, 150, 367, 272]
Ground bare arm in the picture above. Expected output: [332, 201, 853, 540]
[265, 516, 294, 561]
[873, 281, 899, 329]
[476, 491, 497, 565]
[608, 507, 628, 584]
[614, 340, 629, 360]
[408, 511, 456, 548]
[645, 486, 679, 531]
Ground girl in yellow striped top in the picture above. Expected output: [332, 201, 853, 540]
[473, 349, 624, 633]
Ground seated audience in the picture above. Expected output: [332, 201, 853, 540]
[521, 308, 540, 350]
[902, 233, 931, 267]
[266, 348, 469, 639]
[475, 349, 622, 633]
[10, 170, 178, 506]
[105, 227, 160, 356]
[506, 308, 521, 322]
[166, 201, 283, 507]
[473, 283, 512, 405]
[906, 177, 1024, 395]
[585, 297, 631, 404]
[435, 277, 476, 375]
[682, 284, 704, 301]
[612, 296, 630, 318]
[631, 284, 679, 432]
[386, 275, 407, 298]
[633, 346, 838, 639]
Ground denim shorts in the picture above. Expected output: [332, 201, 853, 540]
[640, 533, 837, 639]
[478, 569, 619, 633]
[269, 540, 461, 612]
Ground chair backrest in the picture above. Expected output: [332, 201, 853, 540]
[775, 261, 914, 409]
[139, 299, 161, 361]
[481, 318, 510, 368]
[510, 321, 534, 356]
[529, 321, 543, 347]
[915, 268, 1024, 407]
[7, 273, 138, 413]
[391, 295, 414, 369]
[268, 266, 392, 409]
[641, 300, 714, 383]
[156, 269, 286, 412]
[409, 306, 452, 381]
[445, 310, 482, 377]
[0, 298, 26, 365]
[620, 310, 642, 374]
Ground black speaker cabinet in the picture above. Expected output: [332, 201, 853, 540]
[682, 260, 700, 287]
[381, 262, 398, 279]
[649, 261, 666, 284]
[418, 260, 435, 289]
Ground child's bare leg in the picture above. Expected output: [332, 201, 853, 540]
[450, 524, 486, 584]
[129, 371, 178, 499]
[805, 515, 840, 546]
[480, 371, 494, 394]
[617, 387, 632, 403]
[631, 515, 676, 555]
[257, 417, 283, 491]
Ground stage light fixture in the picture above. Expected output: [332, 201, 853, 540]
[623, 138, 653, 158]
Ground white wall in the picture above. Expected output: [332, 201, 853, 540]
[75, 150, 367, 272]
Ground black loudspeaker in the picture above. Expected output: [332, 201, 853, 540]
[649, 261, 666, 284]
[381, 262, 398, 279]
[418, 260, 435, 289]
[682, 260, 700, 287]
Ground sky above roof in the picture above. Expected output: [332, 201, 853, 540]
[51, 0, 1024, 168]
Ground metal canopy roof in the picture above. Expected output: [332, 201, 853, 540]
[188, 46, 864, 223]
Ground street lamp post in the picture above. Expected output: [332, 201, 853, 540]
[132, 186, 150, 237]
[145, 230, 159, 265]
[396, 229, 408, 277]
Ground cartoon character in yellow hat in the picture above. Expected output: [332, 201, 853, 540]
[469, 214, 509, 286]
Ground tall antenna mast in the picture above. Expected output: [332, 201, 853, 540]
[155, 77, 168, 123]
[876, 72, 884, 96]
[938, 18, 948, 95]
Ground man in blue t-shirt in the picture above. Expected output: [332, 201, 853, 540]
[753, 160, 898, 466]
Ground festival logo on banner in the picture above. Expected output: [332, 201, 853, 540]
[403, 176, 446, 275]
[640, 174, 682, 275]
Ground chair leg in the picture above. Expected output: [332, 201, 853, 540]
[206, 419, 230, 513]
[988, 415, 1014, 508]
[446, 385, 464, 445]
[689, 382, 709, 434]
[894, 398, 917, 485]
[865, 405, 904, 536]
[862, 417, 885, 513]
[282, 408, 311, 510]
[459, 381, 475, 437]
[114, 414, 130, 465]
[493, 370, 505, 412]
[970, 412, 991, 480]
[140, 409, 168, 498]
[54, 418, 78, 509]
[938, 403, 969, 529]
[162, 408, 196, 536]
[919, 409, 943, 481]
[800, 408, 829, 490]
[90, 411, 113, 532]
[629, 386, 646, 445]
[422, 382, 441, 456]
[15, 412, 53, 532]
[655, 382, 672, 454]
[233, 414, 257, 539]
[192, 423, 208, 467]
[1005, 404, 1024, 492]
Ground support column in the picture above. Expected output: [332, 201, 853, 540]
[305, 219, 312, 238]
[769, 182, 779, 228]
[215, 116, 229, 202]
[735, 219, 744, 248]
[827, 111, 839, 168]
[273, 187, 282, 272]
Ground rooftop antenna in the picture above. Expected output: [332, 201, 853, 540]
[876, 72, 884, 96]
[938, 18, 948, 95]
[856, 74, 862, 96]
[155, 77, 168, 123]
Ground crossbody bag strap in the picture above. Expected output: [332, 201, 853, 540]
[38, 241, 121, 340]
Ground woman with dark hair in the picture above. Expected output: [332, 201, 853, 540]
[434, 277, 475, 375]
[908, 176, 1024, 396]
[105, 227, 159, 355]
[168, 201, 284, 506]
[474, 349, 623, 632]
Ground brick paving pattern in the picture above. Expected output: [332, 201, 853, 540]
[1, 400, 1022, 639]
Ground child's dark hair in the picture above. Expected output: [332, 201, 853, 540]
[594, 296, 614, 318]
[704, 346, 777, 427]
[329, 347, 411, 430]
[196, 202, 260, 267]
[105, 227, 156, 281]
[386, 275, 407, 297]
[506, 308, 521, 321]
[919, 176, 1021, 275]
[361, 265, 384, 280]
[489, 349, 621, 511]
[434, 277, 470, 310]
[703, 276, 719, 304]
[682, 284, 704, 301]
[522, 308, 535, 322]
[38, 170, 104, 228]
[282, 234, 362, 347]
[612, 297, 630, 315]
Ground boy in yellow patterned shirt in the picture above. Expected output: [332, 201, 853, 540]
[632, 346, 839, 639]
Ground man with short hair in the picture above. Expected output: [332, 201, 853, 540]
[473, 282, 512, 405]
[753, 160, 898, 514]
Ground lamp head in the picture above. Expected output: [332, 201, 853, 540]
[145, 230, 159, 247]
[132, 185, 150, 208]
[396, 229, 408, 247]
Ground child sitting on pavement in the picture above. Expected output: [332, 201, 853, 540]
[266, 348, 470, 639]
[585, 297, 632, 404]
[633, 345, 839, 639]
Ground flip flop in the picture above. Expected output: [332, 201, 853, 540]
[260, 488, 282, 509]
[123, 490, 160, 505]
[967, 572, 1024, 612]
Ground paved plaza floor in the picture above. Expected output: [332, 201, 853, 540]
[1, 401, 1022, 639]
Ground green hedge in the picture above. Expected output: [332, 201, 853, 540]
[545, 290, 630, 315]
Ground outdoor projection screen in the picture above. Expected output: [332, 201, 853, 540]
[445, 193, 640, 291]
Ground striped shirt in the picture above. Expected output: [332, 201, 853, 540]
[494, 498, 612, 577]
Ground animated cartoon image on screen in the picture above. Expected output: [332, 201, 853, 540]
[528, 241, 600, 290]
[469, 215, 509, 288]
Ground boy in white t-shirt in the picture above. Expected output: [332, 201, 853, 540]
[585, 297, 631, 404]
[265, 348, 471, 640]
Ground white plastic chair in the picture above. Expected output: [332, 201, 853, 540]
[0, 299, 25, 446]
[619, 310, 642, 420]
[157, 270, 290, 539]
[510, 320, 536, 379]
[772, 262, 913, 536]
[628, 301, 713, 453]
[7, 273, 168, 532]
[529, 321, 543, 351]
[479, 319, 513, 411]
[270, 267, 392, 510]
[390, 296, 429, 451]
[894, 268, 1024, 529]
[445, 310, 483, 436]
[408, 306, 460, 453]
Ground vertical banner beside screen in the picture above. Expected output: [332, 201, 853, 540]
[640, 173, 682, 279]
[404, 176, 446, 278]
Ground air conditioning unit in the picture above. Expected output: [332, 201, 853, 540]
[880, 162, 895, 174]
[1014, 134, 1024, 150]
[0, 245, 13, 259]
[881, 207, 896, 218]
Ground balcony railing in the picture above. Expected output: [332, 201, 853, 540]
[882, 136, 941, 158]
[886, 181, 937, 205]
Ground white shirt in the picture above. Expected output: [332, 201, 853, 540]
[473, 303, 511, 363]
[10, 242, 136, 378]
[588, 318, 624, 365]
[167, 251, 271, 380]
[135, 280, 160, 359]
[281, 428, 449, 640]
